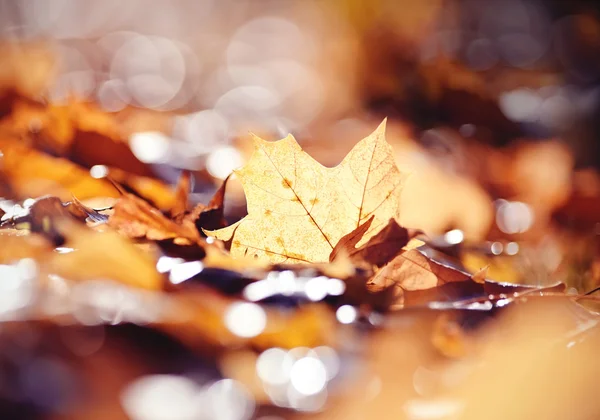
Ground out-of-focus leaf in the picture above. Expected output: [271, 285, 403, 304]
[431, 313, 469, 358]
[462, 252, 522, 284]
[50, 220, 163, 290]
[0, 99, 120, 155]
[164, 289, 335, 350]
[0, 43, 56, 98]
[0, 230, 50, 263]
[104, 167, 177, 210]
[0, 98, 176, 178]
[0, 135, 119, 201]
[1, 195, 109, 245]
[254, 304, 335, 349]
[1, 195, 73, 245]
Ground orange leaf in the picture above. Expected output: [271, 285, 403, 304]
[49, 220, 163, 290]
[0, 135, 118, 201]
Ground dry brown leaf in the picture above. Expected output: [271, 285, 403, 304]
[108, 190, 200, 243]
[370, 249, 471, 291]
[107, 171, 230, 244]
[330, 216, 409, 267]
[65, 196, 109, 224]
[0, 195, 109, 245]
[207, 120, 409, 263]
[170, 170, 192, 220]
[368, 249, 471, 307]
[182, 174, 230, 232]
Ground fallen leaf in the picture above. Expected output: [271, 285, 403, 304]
[370, 249, 471, 290]
[207, 120, 409, 263]
[330, 217, 410, 266]
[0, 230, 50, 263]
[170, 170, 192, 220]
[50, 220, 163, 290]
[0, 196, 77, 245]
[402, 279, 484, 308]
[402, 275, 565, 309]
[184, 174, 230, 232]
[103, 167, 178, 210]
[0, 42, 56, 98]
[0, 135, 119, 201]
[0, 99, 120, 154]
[108, 189, 199, 243]
[65, 196, 110, 224]
[368, 249, 472, 307]
[1, 98, 171, 177]
[483, 280, 565, 296]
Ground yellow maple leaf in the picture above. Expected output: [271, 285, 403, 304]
[206, 120, 409, 263]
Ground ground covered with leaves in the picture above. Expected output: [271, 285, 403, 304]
[3, 7, 600, 418]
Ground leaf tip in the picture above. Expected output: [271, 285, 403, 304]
[471, 265, 489, 284]
[248, 132, 267, 148]
[376, 118, 388, 134]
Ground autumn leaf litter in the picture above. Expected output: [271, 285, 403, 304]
[1, 113, 599, 418]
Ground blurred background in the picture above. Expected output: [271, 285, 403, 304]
[2, 0, 600, 158]
[2, 0, 600, 242]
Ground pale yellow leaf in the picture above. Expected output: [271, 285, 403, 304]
[207, 120, 409, 263]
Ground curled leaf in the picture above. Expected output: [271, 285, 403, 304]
[186, 174, 230, 232]
[368, 249, 472, 308]
[102, 167, 178, 210]
[170, 170, 192, 220]
[108, 191, 199, 243]
[330, 217, 409, 267]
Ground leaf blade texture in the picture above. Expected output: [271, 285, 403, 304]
[207, 120, 409, 263]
